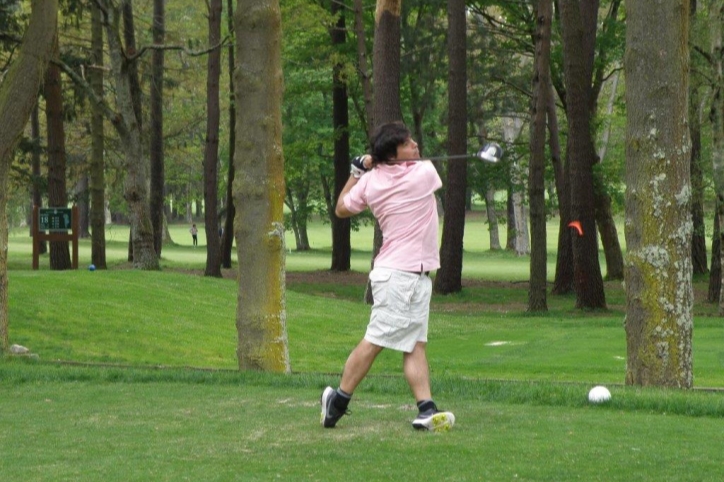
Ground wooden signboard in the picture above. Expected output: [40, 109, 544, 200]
[32, 205, 79, 270]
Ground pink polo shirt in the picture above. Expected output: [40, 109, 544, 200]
[344, 161, 442, 272]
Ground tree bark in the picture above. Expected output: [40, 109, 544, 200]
[101, 0, 159, 270]
[0, 0, 58, 354]
[204, 0, 223, 277]
[484, 187, 501, 250]
[30, 104, 47, 255]
[44, 35, 72, 270]
[550, 77, 574, 295]
[234, 0, 290, 372]
[528, 0, 552, 312]
[354, 0, 374, 139]
[221, 0, 236, 269]
[149, 0, 165, 257]
[559, 0, 606, 309]
[434, 0, 467, 295]
[708, 208, 721, 303]
[624, 0, 692, 387]
[76, 173, 91, 238]
[690, 84, 707, 275]
[709, 2, 724, 314]
[330, 0, 352, 271]
[594, 186, 624, 280]
[90, 1, 106, 269]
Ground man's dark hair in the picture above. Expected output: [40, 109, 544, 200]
[371, 122, 411, 164]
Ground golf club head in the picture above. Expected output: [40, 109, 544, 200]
[477, 142, 503, 163]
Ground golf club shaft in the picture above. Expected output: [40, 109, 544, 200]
[411, 153, 477, 162]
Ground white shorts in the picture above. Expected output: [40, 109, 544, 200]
[364, 267, 432, 353]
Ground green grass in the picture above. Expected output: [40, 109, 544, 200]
[4, 219, 724, 481]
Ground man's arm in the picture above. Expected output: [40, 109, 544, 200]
[335, 155, 372, 219]
[335, 175, 359, 219]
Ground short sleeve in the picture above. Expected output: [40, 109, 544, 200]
[343, 175, 370, 214]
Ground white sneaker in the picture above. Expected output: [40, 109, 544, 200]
[412, 410, 455, 432]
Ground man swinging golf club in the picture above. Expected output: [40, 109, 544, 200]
[321, 121, 455, 432]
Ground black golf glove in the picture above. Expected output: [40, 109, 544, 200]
[350, 155, 369, 179]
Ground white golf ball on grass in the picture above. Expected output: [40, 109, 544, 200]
[588, 385, 611, 404]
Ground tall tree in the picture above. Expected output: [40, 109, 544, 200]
[689, 79, 707, 275]
[330, 0, 352, 272]
[353, 0, 374, 139]
[203, 0, 223, 277]
[221, 0, 237, 269]
[89, 0, 106, 269]
[528, 0, 552, 312]
[373, 0, 404, 124]
[551, 0, 625, 291]
[589, 0, 624, 283]
[30, 104, 47, 255]
[434, 0, 467, 294]
[624, 0, 692, 387]
[44, 35, 72, 270]
[0, 0, 58, 354]
[559, 0, 606, 309]
[709, 0, 724, 313]
[149, 0, 165, 257]
[234, 0, 290, 372]
[100, 0, 159, 270]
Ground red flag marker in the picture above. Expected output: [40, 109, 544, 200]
[568, 221, 584, 236]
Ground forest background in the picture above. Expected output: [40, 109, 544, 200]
[2, 0, 631, 255]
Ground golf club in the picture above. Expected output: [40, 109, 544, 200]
[410, 142, 503, 164]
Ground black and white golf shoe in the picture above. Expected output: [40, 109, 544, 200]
[320, 386, 348, 428]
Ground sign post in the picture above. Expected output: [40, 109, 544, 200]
[32, 205, 79, 270]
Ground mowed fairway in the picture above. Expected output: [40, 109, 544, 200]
[4, 219, 724, 481]
[3, 375, 724, 481]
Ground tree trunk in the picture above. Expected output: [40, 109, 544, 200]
[101, 1, 158, 270]
[484, 187, 501, 250]
[528, 0, 552, 312]
[550, 77, 574, 295]
[0, 0, 58, 354]
[594, 186, 624, 280]
[76, 173, 91, 238]
[373, 1, 403, 125]
[503, 117, 529, 256]
[624, 0, 692, 388]
[559, 0, 606, 309]
[90, 1, 106, 269]
[45, 36, 72, 271]
[708, 208, 721, 303]
[204, 0, 222, 277]
[234, 0, 290, 373]
[434, 0, 467, 295]
[506, 189, 515, 251]
[149, 0, 165, 257]
[710, 2, 724, 315]
[690, 84, 707, 275]
[221, 0, 236, 269]
[593, 70, 625, 281]
[330, 0, 351, 271]
[30, 104, 47, 255]
[354, 0, 374, 138]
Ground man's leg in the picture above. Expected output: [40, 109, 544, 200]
[405, 341, 455, 432]
[321, 339, 383, 428]
[340, 339, 384, 394]
[403, 341, 432, 401]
